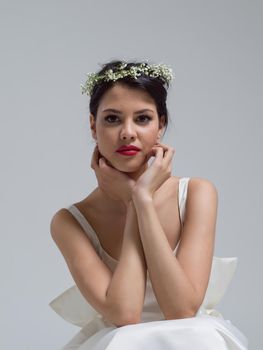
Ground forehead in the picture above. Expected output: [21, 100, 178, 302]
[97, 83, 156, 111]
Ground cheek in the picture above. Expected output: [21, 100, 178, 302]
[96, 133, 117, 159]
[143, 128, 160, 145]
[96, 127, 113, 146]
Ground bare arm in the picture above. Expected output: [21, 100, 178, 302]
[106, 200, 147, 323]
[131, 178, 218, 319]
[50, 202, 147, 327]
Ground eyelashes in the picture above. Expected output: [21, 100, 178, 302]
[104, 114, 152, 124]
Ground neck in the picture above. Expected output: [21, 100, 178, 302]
[95, 162, 149, 212]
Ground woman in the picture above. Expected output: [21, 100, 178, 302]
[49, 60, 248, 349]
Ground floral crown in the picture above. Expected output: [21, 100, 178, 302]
[80, 61, 174, 96]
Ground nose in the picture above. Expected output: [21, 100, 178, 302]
[120, 121, 136, 141]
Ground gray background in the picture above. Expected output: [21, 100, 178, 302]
[0, 1, 262, 349]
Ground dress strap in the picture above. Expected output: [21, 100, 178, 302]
[66, 205, 102, 256]
[178, 177, 190, 225]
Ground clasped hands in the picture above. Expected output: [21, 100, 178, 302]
[90, 142, 175, 207]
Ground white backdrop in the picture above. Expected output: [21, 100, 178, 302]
[0, 1, 262, 349]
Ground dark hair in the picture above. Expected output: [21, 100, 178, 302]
[89, 60, 171, 137]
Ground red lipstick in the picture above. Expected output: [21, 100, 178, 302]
[116, 145, 141, 156]
[116, 145, 141, 151]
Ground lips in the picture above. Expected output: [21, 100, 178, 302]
[116, 145, 141, 152]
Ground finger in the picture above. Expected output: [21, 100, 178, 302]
[146, 146, 159, 161]
[155, 143, 174, 157]
[91, 145, 100, 170]
[90, 146, 97, 170]
[99, 157, 106, 167]
[153, 145, 165, 163]
[163, 147, 175, 166]
[155, 143, 170, 159]
[155, 142, 169, 151]
[152, 144, 175, 169]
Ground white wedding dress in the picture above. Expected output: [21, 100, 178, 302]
[49, 177, 249, 349]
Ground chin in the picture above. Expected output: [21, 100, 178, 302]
[106, 158, 147, 173]
[112, 163, 142, 173]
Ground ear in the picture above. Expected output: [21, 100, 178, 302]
[157, 115, 166, 140]
[90, 114, 97, 141]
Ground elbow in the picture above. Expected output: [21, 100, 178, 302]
[107, 307, 141, 327]
[165, 305, 199, 320]
[165, 311, 196, 320]
[163, 294, 202, 320]
[114, 313, 140, 327]
[105, 298, 141, 327]
[180, 303, 200, 319]
[177, 296, 202, 319]
[117, 309, 141, 326]
[183, 308, 198, 318]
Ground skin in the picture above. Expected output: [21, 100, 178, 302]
[74, 81, 218, 321]
[89, 82, 172, 210]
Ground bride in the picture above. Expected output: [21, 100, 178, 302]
[49, 60, 248, 349]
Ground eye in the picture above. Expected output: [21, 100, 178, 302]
[104, 114, 119, 123]
[137, 115, 152, 123]
[104, 114, 152, 124]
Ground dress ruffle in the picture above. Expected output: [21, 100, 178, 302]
[49, 257, 248, 349]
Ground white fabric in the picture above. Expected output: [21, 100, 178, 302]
[49, 177, 248, 349]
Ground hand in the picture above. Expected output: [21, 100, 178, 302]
[132, 142, 175, 200]
[90, 145, 136, 206]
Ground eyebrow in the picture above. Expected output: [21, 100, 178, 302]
[102, 108, 154, 114]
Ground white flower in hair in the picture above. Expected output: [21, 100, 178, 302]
[80, 61, 174, 96]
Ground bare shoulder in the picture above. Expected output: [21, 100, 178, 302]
[170, 176, 218, 195]
[50, 207, 75, 230]
[188, 176, 218, 191]
[187, 177, 218, 201]
[49, 208, 79, 248]
[50, 208, 68, 228]
[184, 176, 218, 222]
